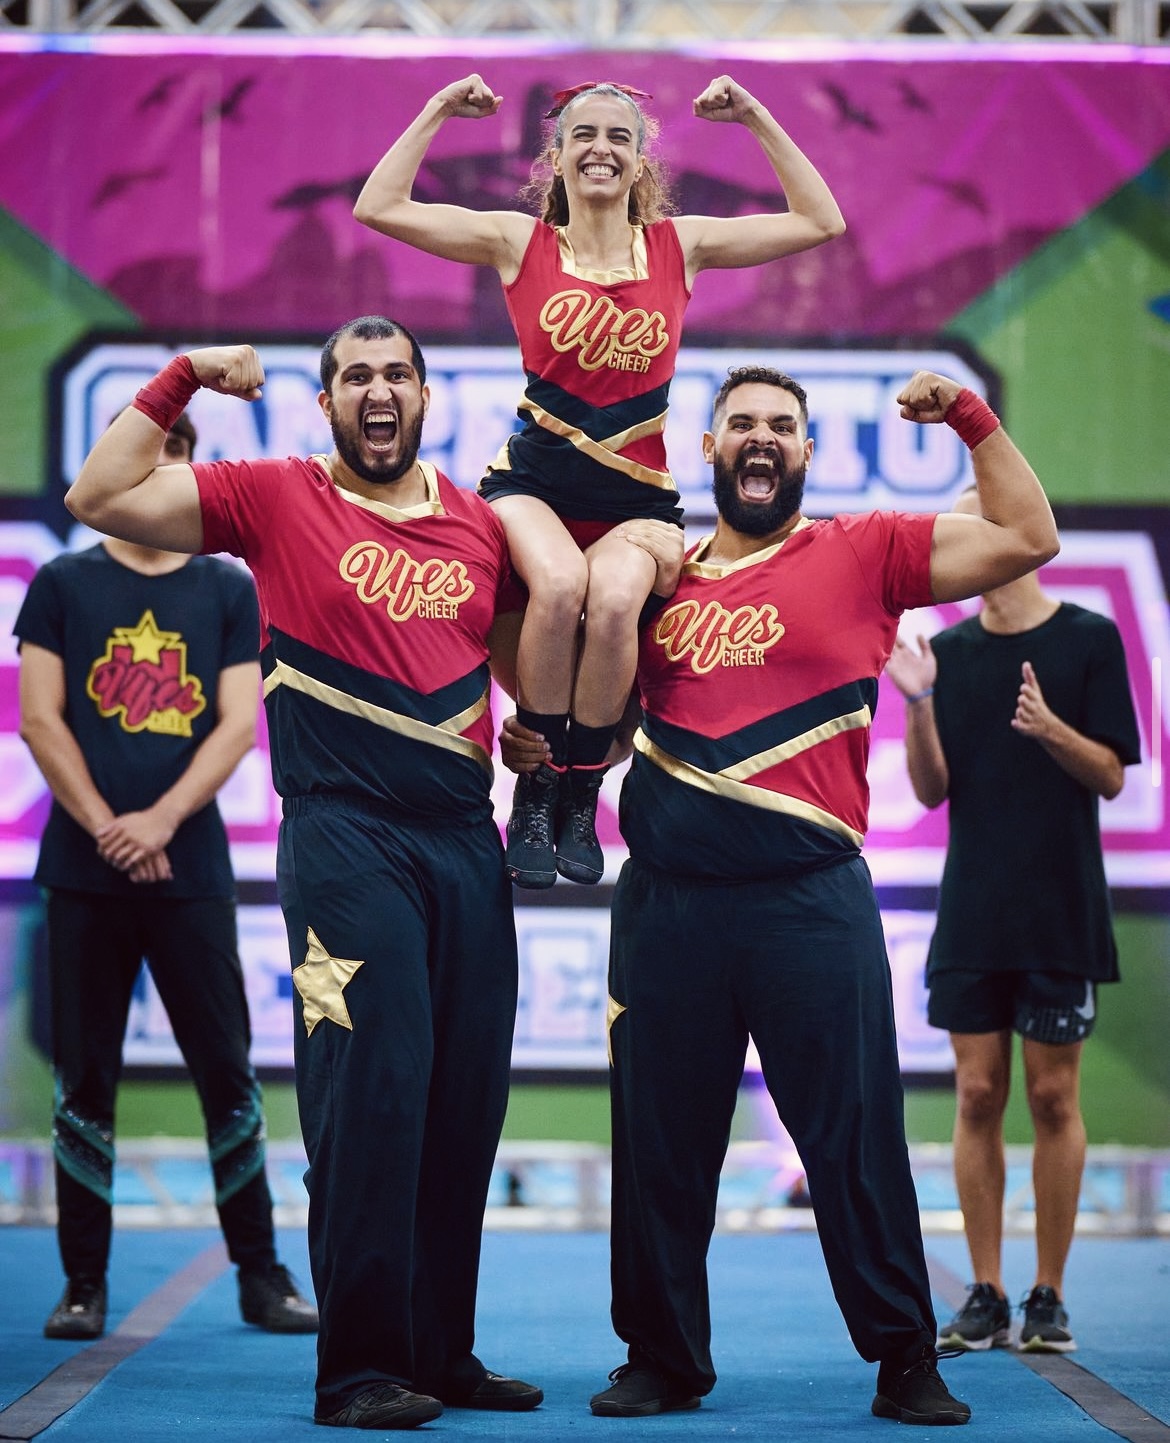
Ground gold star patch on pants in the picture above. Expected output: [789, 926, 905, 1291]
[293, 927, 365, 1037]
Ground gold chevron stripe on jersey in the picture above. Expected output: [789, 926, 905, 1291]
[718, 705, 872, 782]
[507, 399, 676, 491]
[633, 730, 864, 846]
[264, 661, 493, 774]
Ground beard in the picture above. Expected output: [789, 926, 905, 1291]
[331, 408, 424, 487]
[712, 452, 806, 537]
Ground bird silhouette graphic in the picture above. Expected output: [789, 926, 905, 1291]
[272, 176, 370, 210]
[821, 82, 882, 133]
[896, 79, 934, 115]
[90, 167, 169, 210]
[203, 77, 257, 125]
[916, 174, 991, 216]
[137, 75, 182, 112]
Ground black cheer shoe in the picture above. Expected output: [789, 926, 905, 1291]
[872, 1344, 971, 1425]
[590, 1361, 701, 1417]
[315, 1383, 442, 1429]
[44, 1277, 107, 1340]
[447, 1371, 544, 1411]
[505, 764, 561, 889]
[238, 1262, 319, 1333]
[555, 766, 607, 884]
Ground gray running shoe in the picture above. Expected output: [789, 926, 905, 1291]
[938, 1283, 1011, 1351]
[1019, 1286, 1076, 1353]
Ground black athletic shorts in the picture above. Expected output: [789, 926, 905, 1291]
[927, 968, 1098, 1044]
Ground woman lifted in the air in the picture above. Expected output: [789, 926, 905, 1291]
[354, 73, 845, 889]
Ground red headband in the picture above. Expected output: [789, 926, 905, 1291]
[545, 82, 653, 119]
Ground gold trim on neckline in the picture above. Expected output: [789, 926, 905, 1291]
[311, 456, 445, 521]
[555, 224, 649, 284]
[684, 517, 815, 578]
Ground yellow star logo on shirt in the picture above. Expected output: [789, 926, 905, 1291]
[292, 927, 365, 1037]
[605, 994, 626, 1068]
[112, 610, 180, 665]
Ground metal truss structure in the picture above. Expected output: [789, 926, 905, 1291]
[3, 0, 1168, 44]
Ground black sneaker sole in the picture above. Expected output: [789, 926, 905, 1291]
[448, 1388, 544, 1411]
[590, 1395, 700, 1417]
[507, 865, 557, 889]
[872, 1394, 971, 1425]
[555, 856, 602, 884]
[315, 1397, 443, 1428]
[242, 1312, 319, 1333]
[44, 1321, 104, 1340]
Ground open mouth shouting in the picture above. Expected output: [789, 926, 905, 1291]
[330, 396, 422, 488]
[713, 448, 806, 537]
[737, 450, 780, 502]
[362, 408, 399, 455]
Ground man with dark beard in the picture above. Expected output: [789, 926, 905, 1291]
[507, 364, 1057, 1425]
[64, 317, 542, 1432]
[590, 364, 1060, 1425]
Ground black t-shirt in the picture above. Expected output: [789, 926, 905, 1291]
[928, 603, 1141, 982]
[14, 544, 260, 899]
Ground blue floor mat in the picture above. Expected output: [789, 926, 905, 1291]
[2, 1228, 1167, 1441]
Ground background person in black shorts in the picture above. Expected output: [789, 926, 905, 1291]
[16, 412, 317, 1344]
[887, 487, 1141, 1356]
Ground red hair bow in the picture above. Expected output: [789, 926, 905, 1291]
[545, 82, 653, 119]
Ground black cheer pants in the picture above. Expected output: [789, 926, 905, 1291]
[607, 856, 936, 1395]
[45, 889, 276, 1283]
[277, 795, 519, 1417]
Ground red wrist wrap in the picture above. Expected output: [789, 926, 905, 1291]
[945, 388, 1000, 451]
[132, 356, 200, 433]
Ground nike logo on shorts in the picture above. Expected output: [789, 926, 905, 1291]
[1074, 983, 1095, 1022]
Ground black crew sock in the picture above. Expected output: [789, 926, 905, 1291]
[516, 708, 569, 769]
[567, 718, 618, 770]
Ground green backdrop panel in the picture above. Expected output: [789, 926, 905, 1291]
[0, 209, 136, 499]
[950, 151, 1170, 504]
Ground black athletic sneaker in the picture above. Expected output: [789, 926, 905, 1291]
[446, 1371, 543, 1410]
[554, 766, 606, 884]
[239, 1262, 319, 1333]
[43, 1276, 107, 1340]
[1018, 1285, 1076, 1353]
[589, 1361, 701, 1417]
[505, 764, 560, 889]
[872, 1344, 971, 1425]
[315, 1383, 443, 1429]
[937, 1283, 1011, 1351]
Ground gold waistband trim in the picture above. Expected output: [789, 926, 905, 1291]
[516, 399, 676, 491]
